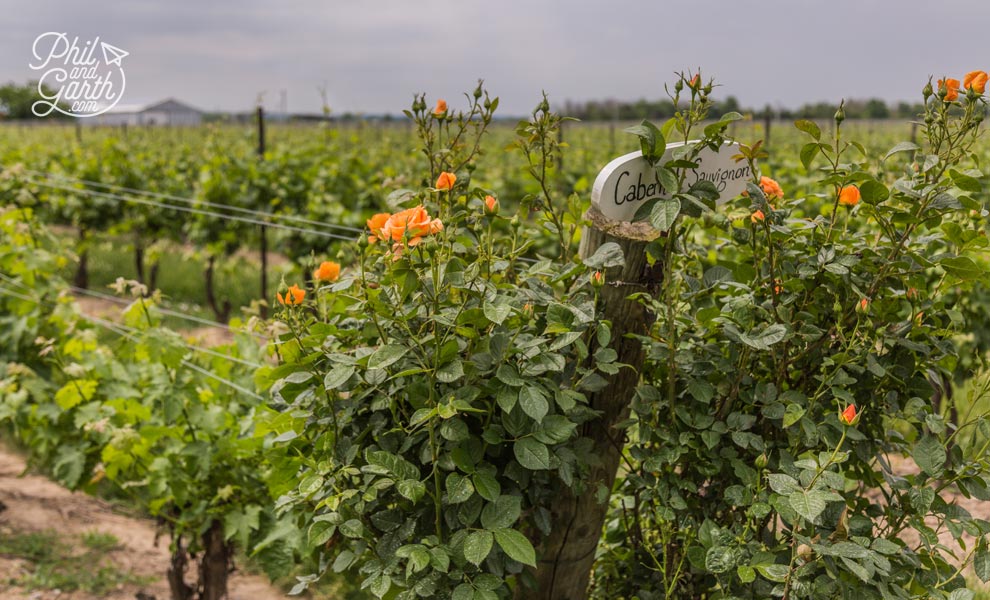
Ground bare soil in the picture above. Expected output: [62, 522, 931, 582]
[0, 445, 287, 600]
[870, 454, 988, 570]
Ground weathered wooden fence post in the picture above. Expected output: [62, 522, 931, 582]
[763, 104, 773, 146]
[522, 140, 748, 599]
[522, 207, 659, 600]
[257, 105, 269, 317]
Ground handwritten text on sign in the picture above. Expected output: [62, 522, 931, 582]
[591, 141, 750, 223]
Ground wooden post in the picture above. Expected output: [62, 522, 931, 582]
[763, 104, 772, 146]
[521, 206, 660, 600]
[257, 106, 269, 317]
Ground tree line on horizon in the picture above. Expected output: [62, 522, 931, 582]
[0, 80, 943, 123]
[559, 95, 931, 121]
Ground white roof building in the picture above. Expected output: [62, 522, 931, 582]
[89, 98, 203, 126]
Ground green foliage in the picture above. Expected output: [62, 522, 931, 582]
[3, 71, 990, 600]
[262, 87, 613, 597]
[0, 207, 302, 586]
[0, 81, 68, 119]
[592, 75, 990, 599]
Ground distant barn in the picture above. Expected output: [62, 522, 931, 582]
[90, 98, 203, 126]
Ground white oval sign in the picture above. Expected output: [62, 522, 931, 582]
[591, 141, 751, 223]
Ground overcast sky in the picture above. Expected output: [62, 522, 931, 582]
[2, 0, 987, 116]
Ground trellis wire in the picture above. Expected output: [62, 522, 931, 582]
[20, 168, 365, 234]
[24, 177, 360, 242]
[0, 285, 264, 400]
[0, 280, 264, 368]
[67, 284, 259, 337]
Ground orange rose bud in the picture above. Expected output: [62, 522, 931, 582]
[688, 74, 700, 89]
[760, 176, 784, 202]
[964, 71, 988, 94]
[751, 209, 765, 223]
[277, 284, 306, 306]
[521, 303, 534, 319]
[484, 195, 499, 215]
[938, 78, 961, 101]
[433, 99, 447, 115]
[838, 185, 861, 207]
[436, 171, 457, 191]
[367, 212, 390, 244]
[857, 297, 869, 313]
[313, 261, 341, 283]
[839, 404, 857, 425]
[591, 271, 605, 288]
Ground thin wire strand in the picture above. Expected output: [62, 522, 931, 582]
[0, 284, 34, 303]
[2, 271, 265, 340]
[179, 360, 264, 401]
[82, 314, 264, 400]
[25, 177, 360, 242]
[82, 312, 264, 370]
[20, 169, 541, 264]
[67, 284, 254, 336]
[22, 168, 365, 234]
[0, 285, 264, 400]
[0, 282, 265, 368]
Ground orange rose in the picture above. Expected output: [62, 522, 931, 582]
[964, 71, 988, 94]
[938, 78, 961, 101]
[858, 297, 869, 313]
[838, 185, 860, 207]
[839, 404, 857, 425]
[381, 205, 444, 246]
[591, 271, 605, 288]
[436, 172, 457, 191]
[367, 212, 390, 244]
[688, 74, 700, 89]
[751, 209, 765, 223]
[760, 176, 784, 202]
[313, 261, 341, 282]
[277, 284, 305, 306]
[433, 99, 447, 115]
[484, 195, 499, 215]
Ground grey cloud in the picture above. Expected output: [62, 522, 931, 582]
[0, 0, 986, 115]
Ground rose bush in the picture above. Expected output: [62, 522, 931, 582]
[591, 74, 990, 599]
[2, 71, 990, 600]
[266, 74, 990, 600]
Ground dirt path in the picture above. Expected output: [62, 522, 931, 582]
[0, 444, 287, 600]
